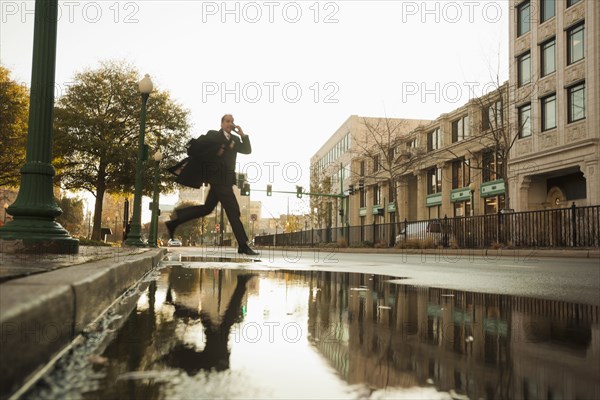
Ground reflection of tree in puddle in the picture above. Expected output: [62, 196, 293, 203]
[163, 273, 256, 375]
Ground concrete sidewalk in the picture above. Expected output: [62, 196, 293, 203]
[0, 246, 166, 399]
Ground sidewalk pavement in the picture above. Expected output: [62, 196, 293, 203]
[257, 246, 600, 259]
[0, 246, 166, 399]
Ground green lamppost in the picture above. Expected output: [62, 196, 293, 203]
[124, 74, 153, 247]
[148, 150, 162, 247]
[0, 0, 78, 253]
[469, 182, 477, 216]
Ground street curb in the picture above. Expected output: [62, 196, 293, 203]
[257, 246, 600, 259]
[0, 248, 166, 399]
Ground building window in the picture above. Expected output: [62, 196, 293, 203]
[541, 38, 556, 77]
[517, 1, 530, 36]
[518, 52, 531, 87]
[567, 0, 581, 7]
[452, 159, 470, 189]
[387, 147, 395, 162]
[451, 116, 470, 143]
[540, 0, 555, 23]
[541, 94, 556, 131]
[373, 154, 380, 173]
[483, 151, 504, 182]
[568, 83, 586, 123]
[359, 183, 365, 208]
[342, 164, 351, 181]
[427, 168, 442, 195]
[372, 184, 381, 205]
[518, 103, 532, 138]
[568, 23, 584, 65]
[454, 200, 472, 218]
[427, 128, 441, 151]
[482, 101, 503, 131]
[485, 195, 506, 214]
[388, 181, 395, 203]
[360, 160, 365, 176]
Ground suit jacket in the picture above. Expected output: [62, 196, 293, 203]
[169, 129, 252, 189]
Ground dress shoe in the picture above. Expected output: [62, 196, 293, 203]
[165, 220, 177, 240]
[238, 246, 259, 256]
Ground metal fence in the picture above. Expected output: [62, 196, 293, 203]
[254, 204, 600, 249]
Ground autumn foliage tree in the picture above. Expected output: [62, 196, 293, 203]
[53, 61, 191, 240]
[0, 66, 29, 187]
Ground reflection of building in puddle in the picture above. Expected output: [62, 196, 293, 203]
[307, 271, 600, 399]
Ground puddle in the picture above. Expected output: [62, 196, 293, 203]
[22, 267, 600, 399]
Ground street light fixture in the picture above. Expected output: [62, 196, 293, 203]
[469, 182, 477, 216]
[148, 150, 163, 247]
[124, 74, 153, 247]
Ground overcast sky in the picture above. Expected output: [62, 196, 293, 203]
[1, 0, 509, 221]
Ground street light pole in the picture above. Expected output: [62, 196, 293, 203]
[469, 182, 477, 217]
[124, 74, 153, 246]
[148, 150, 162, 247]
[0, 0, 78, 253]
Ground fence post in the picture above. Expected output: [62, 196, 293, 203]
[571, 202, 577, 247]
[443, 215, 449, 248]
[404, 218, 408, 242]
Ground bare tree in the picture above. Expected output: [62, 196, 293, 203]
[309, 164, 332, 228]
[351, 117, 428, 221]
[433, 72, 537, 210]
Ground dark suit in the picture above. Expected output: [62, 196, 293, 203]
[169, 129, 252, 248]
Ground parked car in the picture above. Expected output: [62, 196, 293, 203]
[168, 239, 182, 247]
[395, 220, 455, 246]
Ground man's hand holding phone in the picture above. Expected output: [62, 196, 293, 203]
[232, 124, 245, 137]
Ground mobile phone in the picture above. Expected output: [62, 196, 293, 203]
[232, 124, 238, 132]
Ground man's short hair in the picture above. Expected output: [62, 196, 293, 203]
[221, 114, 233, 123]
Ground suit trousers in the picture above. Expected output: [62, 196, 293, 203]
[175, 184, 248, 247]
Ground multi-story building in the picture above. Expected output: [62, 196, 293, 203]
[406, 84, 509, 221]
[312, 86, 509, 231]
[508, 0, 599, 210]
[310, 115, 430, 229]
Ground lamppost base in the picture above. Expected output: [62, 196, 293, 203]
[0, 218, 79, 254]
[123, 237, 146, 247]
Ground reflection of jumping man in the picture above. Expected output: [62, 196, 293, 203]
[163, 273, 256, 374]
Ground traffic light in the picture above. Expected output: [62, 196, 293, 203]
[267, 184, 272, 196]
[241, 183, 251, 196]
[348, 185, 355, 195]
[237, 173, 246, 188]
[339, 209, 344, 217]
[377, 207, 384, 216]
[296, 186, 303, 198]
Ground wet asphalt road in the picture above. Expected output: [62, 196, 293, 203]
[167, 246, 600, 306]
